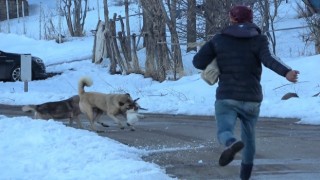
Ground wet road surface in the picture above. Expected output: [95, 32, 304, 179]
[1, 104, 320, 180]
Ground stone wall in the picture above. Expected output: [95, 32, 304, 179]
[0, 0, 29, 21]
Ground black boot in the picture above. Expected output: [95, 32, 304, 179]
[219, 140, 244, 166]
[240, 163, 253, 180]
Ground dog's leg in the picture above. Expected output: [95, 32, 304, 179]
[87, 110, 97, 131]
[108, 114, 125, 130]
[94, 109, 108, 126]
[94, 108, 104, 120]
[34, 112, 40, 119]
[97, 122, 109, 127]
[80, 104, 97, 131]
[80, 103, 98, 131]
[126, 123, 135, 131]
[76, 117, 83, 129]
[71, 116, 83, 129]
[69, 117, 74, 126]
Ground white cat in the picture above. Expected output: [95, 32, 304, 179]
[126, 108, 144, 131]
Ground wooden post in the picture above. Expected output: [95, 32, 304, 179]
[22, 1, 26, 34]
[6, 0, 10, 33]
[39, 2, 42, 40]
[58, 0, 62, 43]
[16, 0, 19, 22]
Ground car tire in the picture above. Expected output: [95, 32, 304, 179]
[10, 66, 21, 81]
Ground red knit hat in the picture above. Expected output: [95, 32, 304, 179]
[229, 5, 253, 23]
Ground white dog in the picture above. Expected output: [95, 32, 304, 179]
[126, 98, 145, 131]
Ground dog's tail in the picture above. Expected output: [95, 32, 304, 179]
[78, 76, 93, 95]
[22, 105, 36, 112]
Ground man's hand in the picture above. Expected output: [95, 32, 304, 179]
[286, 70, 299, 83]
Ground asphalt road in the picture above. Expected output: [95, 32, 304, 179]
[1, 104, 320, 180]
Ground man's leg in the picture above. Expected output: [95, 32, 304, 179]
[215, 99, 244, 166]
[215, 99, 238, 146]
[238, 101, 260, 179]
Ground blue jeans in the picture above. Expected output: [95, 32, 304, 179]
[215, 99, 261, 164]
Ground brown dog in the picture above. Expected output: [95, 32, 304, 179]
[78, 77, 135, 131]
[22, 95, 85, 128]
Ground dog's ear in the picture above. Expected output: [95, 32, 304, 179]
[133, 98, 140, 103]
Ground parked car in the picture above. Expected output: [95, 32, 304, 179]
[0, 50, 47, 81]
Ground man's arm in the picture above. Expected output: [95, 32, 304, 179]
[259, 36, 297, 78]
[259, 35, 299, 82]
[193, 40, 216, 70]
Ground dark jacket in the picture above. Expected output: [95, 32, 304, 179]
[193, 23, 291, 102]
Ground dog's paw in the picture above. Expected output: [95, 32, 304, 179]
[96, 130, 105, 133]
[98, 122, 110, 127]
[130, 125, 135, 131]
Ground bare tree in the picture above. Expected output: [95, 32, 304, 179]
[139, 0, 185, 81]
[62, 0, 88, 37]
[299, 0, 320, 54]
[203, 1, 232, 39]
[302, 0, 319, 14]
[140, 0, 167, 81]
[161, 0, 184, 79]
[186, 0, 197, 52]
[256, 0, 270, 34]
[176, 0, 256, 42]
[131, 33, 142, 73]
[255, 0, 285, 55]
